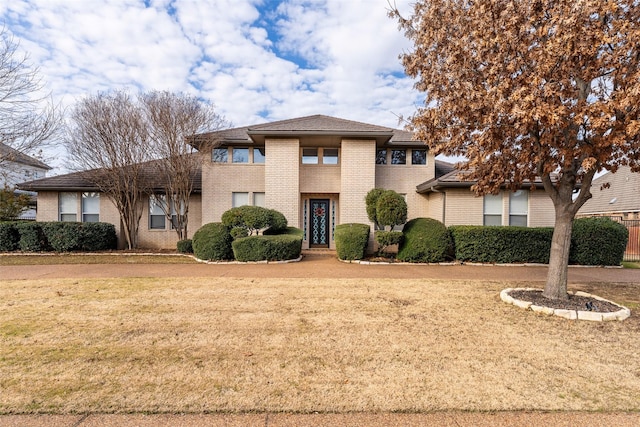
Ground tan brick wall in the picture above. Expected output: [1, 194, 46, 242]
[265, 139, 300, 227]
[300, 164, 341, 193]
[528, 190, 555, 227]
[375, 150, 435, 220]
[340, 139, 376, 224]
[137, 194, 202, 249]
[35, 191, 59, 221]
[201, 158, 265, 224]
[444, 189, 484, 226]
[427, 192, 445, 223]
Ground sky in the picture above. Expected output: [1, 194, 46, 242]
[1, 0, 422, 172]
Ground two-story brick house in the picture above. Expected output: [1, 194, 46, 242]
[19, 115, 556, 250]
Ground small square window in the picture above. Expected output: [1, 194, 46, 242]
[391, 149, 406, 165]
[411, 149, 427, 165]
[376, 149, 387, 165]
[302, 148, 318, 164]
[253, 147, 265, 163]
[323, 148, 339, 164]
[233, 148, 249, 163]
[232, 192, 249, 207]
[212, 148, 228, 163]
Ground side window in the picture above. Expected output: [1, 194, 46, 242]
[253, 192, 265, 207]
[302, 148, 318, 164]
[376, 149, 387, 165]
[149, 195, 167, 229]
[212, 147, 228, 163]
[59, 192, 77, 222]
[232, 192, 249, 207]
[82, 192, 100, 222]
[483, 194, 502, 226]
[253, 147, 265, 164]
[322, 148, 339, 165]
[509, 190, 528, 227]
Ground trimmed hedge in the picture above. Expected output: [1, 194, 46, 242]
[449, 226, 553, 263]
[221, 206, 288, 235]
[192, 222, 234, 261]
[16, 222, 49, 252]
[6, 222, 118, 252]
[232, 227, 303, 262]
[335, 223, 370, 260]
[570, 217, 628, 266]
[398, 218, 454, 263]
[0, 222, 20, 251]
[375, 230, 403, 254]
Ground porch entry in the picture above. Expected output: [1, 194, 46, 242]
[310, 199, 330, 248]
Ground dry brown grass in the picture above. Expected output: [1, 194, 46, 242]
[1, 277, 639, 414]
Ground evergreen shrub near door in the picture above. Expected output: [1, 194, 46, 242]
[335, 223, 370, 261]
[232, 227, 303, 262]
[397, 218, 453, 263]
[570, 217, 628, 266]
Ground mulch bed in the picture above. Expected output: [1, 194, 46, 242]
[508, 289, 622, 313]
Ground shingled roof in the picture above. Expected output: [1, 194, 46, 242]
[193, 115, 423, 147]
[0, 143, 52, 170]
[17, 159, 202, 193]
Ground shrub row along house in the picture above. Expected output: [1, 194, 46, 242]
[18, 115, 556, 250]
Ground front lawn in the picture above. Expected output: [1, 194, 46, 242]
[1, 277, 638, 413]
[0, 253, 197, 265]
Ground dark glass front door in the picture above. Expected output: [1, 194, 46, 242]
[310, 199, 329, 248]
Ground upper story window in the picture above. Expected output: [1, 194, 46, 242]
[483, 193, 502, 226]
[82, 192, 100, 223]
[376, 149, 387, 165]
[212, 147, 228, 163]
[391, 149, 406, 165]
[232, 147, 249, 163]
[253, 147, 265, 163]
[509, 190, 528, 226]
[302, 148, 319, 164]
[323, 148, 339, 165]
[59, 192, 77, 222]
[411, 149, 427, 165]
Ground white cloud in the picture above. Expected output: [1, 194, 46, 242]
[2, 0, 421, 171]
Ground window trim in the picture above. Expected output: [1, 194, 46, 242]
[509, 190, 529, 227]
[81, 192, 100, 223]
[483, 193, 503, 226]
[302, 148, 319, 164]
[232, 147, 249, 163]
[59, 192, 78, 222]
[253, 147, 265, 164]
[376, 149, 387, 165]
[149, 195, 167, 230]
[411, 149, 427, 165]
[212, 147, 229, 163]
[390, 149, 407, 165]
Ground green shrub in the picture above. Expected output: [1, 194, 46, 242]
[41, 222, 82, 252]
[365, 188, 386, 229]
[375, 230, 403, 255]
[16, 222, 48, 252]
[267, 209, 288, 233]
[398, 218, 454, 263]
[335, 223, 370, 260]
[376, 190, 407, 230]
[232, 232, 302, 262]
[449, 226, 553, 263]
[221, 206, 288, 235]
[192, 222, 233, 261]
[570, 217, 628, 266]
[0, 222, 20, 251]
[230, 227, 249, 240]
[177, 239, 193, 254]
[81, 222, 117, 251]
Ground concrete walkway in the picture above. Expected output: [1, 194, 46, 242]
[1, 253, 639, 426]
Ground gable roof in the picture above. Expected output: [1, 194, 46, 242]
[193, 114, 423, 147]
[0, 143, 52, 170]
[579, 166, 640, 214]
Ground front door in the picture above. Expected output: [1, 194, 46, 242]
[310, 199, 330, 248]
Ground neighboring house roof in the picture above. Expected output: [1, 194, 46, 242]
[0, 143, 52, 170]
[580, 166, 640, 215]
[416, 160, 549, 193]
[17, 160, 202, 193]
[193, 114, 424, 147]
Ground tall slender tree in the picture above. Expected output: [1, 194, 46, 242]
[67, 91, 151, 249]
[390, 0, 640, 299]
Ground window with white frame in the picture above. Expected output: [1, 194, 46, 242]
[483, 193, 502, 226]
[302, 148, 318, 164]
[59, 192, 77, 222]
[149, 195, 167, 229]
[232, 192, 249, 207]
[82, 192, 100, 222]
[509, 190, 528, 226]
[253, 192, 265, 207]
[322, 148, 339, 164]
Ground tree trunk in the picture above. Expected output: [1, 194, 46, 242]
[543, 210, 574, 300]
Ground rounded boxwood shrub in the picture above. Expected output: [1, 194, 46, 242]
[335, 223, 370, 260]
[570, 217, 628, 266]
[398, 218, 453, 263]
[221, 206, 288, 235]
[81, 222, 117, 251]
[375, 230, 403, 255]
[16, 222, 48, 252]
[0, 222, 20, 252]
[192, 222, 233, 261]
[41, 222, 82, 252]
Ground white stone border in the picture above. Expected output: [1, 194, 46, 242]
[500, 288, 631, 321]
